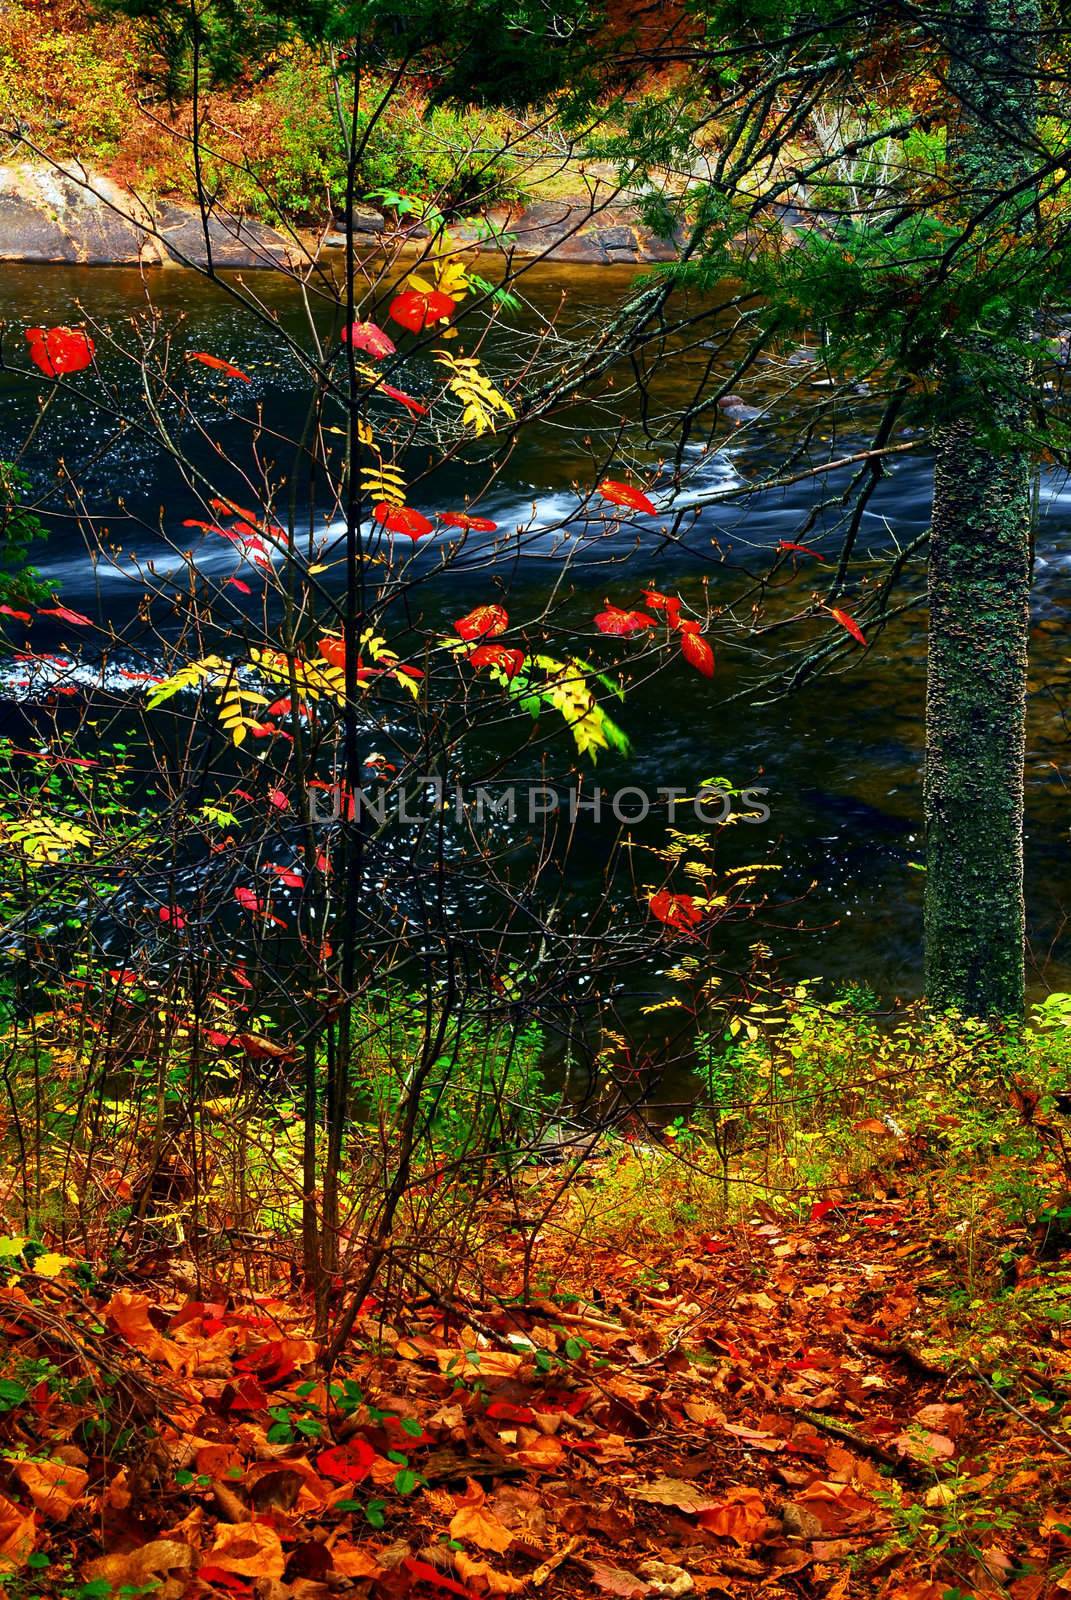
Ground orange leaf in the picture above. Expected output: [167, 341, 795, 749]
[450, 1497, 514, 1554]
[84, 1539, 193, 1593]
[13, 1459, 88, 1521]
[104, 1289, 183, 1370]
[207, 1521, 285, 1580]
[455, 1550, 527, 1594]
[0, 1493, 36, 1568]
[829, 607, 866, 646]
[189, 352, 251, 382]
[695, 1485, 767, 1545]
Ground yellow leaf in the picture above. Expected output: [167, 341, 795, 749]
[32, 1252, 74, 1279]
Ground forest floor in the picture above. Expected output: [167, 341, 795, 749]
[2, 1153, 1070, 1600]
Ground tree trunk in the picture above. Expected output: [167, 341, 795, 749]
[923, 0, 1039, 1018]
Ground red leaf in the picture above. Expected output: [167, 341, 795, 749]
[401, 1556, 481, 1600]
[265, 863, 303, 888]
[224, 1374, 270, 1412]
[25, 325, 95, 377]
[454, 605, 508, 641]
[39, 606, 92, 627]
[317, 636, 346, 669]
[438, 511, 498, 532]
[649, 889, 703, 931]
[234, 887, 263, 915]
[226, 577, 252, 594]
[486, 1401, 536, 1423]
[468, 645, 525, 679]
[158, 906, 187, 929]
[235, 1340, 298, 1387]
[388, 288, 457, 334]
[267, 789, 290, 811]
[680, 631, 715, 678]
[809, 1200, 837, 1223]
[189, 351, 251, 382]
[316, 1439, 376, 1483]
[0, 605, 31, 622]
[196, 1568, 254, 1595]
[373, 503, 434, 540]
[594, 604, 655, 637]
[342, 320, 396, 358]
[643, 589, 681, 627]
[380, 382, 428, 416]
[830, 607, 866, 646]
[596, 479, 657, 515]
[777, 541, 826, 561]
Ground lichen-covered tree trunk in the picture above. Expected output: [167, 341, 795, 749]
[923, 0, 1039, 1018]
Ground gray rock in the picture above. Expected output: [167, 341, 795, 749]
[0, 162, 161, 264]
[154, 201, 292, 268]
[0, 161, 295, 269]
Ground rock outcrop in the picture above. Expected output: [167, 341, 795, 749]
[0, 163, 295, 269]
[1, 163, 680, 269]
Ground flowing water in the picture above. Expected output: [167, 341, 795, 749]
[2, 260, 1070, 1006]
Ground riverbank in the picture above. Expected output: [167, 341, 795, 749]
[0, 160, 684, 269]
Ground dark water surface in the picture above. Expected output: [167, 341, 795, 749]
[2, 261, 1070, 1004]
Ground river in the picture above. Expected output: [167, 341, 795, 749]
[1, 260, 1070, 1010]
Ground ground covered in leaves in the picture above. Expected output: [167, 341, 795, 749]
[2, 1183, 1070, 1600]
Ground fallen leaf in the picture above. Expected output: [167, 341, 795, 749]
[695, 1486, 767, 1545]
[450, 1500, 515, 1555]
[13, 1459, 88, 1520]
[454, 1550, 527, 1594]
[84, 1539, 193, 1597]
[589, 1560, 654, 1597]
[628, 1477, 721, 1514]
[104, 1288, 184, 1369]
[207, 1520, 286, 1579]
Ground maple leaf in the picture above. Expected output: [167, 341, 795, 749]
[390, 288, 456, 333]
[829, 606, 867, 646]
[680, 630, 715, 677]
[649, 890, 703, 931]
